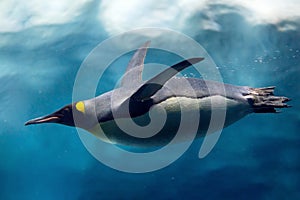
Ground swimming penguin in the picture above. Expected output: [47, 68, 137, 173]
[25, 41, 290, 147]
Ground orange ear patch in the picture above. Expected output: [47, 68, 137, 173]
[75, 101, 85, 113]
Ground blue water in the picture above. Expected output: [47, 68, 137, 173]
[1, 2, 299, 199]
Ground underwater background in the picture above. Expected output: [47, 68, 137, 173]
[0, 0, 299, 199]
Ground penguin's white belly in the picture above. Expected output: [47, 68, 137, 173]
[149, 95, 250, 134]
[88, 95, 251, 146]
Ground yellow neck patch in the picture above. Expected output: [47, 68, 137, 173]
[75, 101, 85, 113]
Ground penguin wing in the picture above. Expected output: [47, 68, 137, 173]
[130, 57, 204, 102]
[120, 41, 151, 88]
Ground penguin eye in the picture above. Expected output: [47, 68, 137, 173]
[60, 106, 71, 115]
[75, 101, 85, 113]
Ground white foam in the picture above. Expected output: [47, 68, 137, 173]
[98, 0, 300, 35]
[0, 0, 90, 32]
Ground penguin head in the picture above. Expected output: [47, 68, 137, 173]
[25, 101, 92, 128]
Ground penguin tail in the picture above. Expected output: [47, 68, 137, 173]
[246, 86, 291, 113]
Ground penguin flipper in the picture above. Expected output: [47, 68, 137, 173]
[120, 41, 151, 88]
[131, 57, 204, 102]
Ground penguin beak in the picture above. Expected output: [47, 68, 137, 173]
[25, 112, 62, 126]
[25, 105, 74, 126]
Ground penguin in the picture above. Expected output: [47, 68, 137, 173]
[25, 41, 290, 147]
